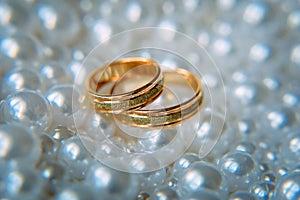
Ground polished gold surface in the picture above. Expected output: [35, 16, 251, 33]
[114, 68, 204, 128]
[86, 58, 164, 113]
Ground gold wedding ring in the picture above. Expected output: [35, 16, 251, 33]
[86, 58, 164, 113]
[113, 68, 204, 128]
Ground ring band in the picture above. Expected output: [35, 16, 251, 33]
[113, 68, 204, 127]
[86, 58, 164, 113]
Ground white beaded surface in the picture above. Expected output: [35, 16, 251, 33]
[0, 0, 299, 199]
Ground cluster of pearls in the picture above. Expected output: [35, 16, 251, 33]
[0, 0, 299, 199]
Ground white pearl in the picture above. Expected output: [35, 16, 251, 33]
[85, 163, 139, 199]
[2, 68, 42, 96]
[277, 172, 300, 200]
[243, 2, 268, 25]
[55, 183, 96, 200]
[57, 136, 94, 180]
[250, 181, 276, 199]
[1, 164, 42, 199]
[0, 124, 40, 165]
[152, 186, 179, 200]
[172, 153, 200, 178]
[1, 90, 52, 131]
[177, 161, 226, 197]
[218, 152, 260, 191]
[46, 84, 83, 128]
[0, 33, 40, 63]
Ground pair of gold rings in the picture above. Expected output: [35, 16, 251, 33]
[86, 58, 204, 128]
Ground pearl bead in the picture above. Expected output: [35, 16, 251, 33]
[230, 191, 256, 200]
[0, 0, 31, 29]
[218, 152, 260, 191]
[243, 2, 268, 25]
[280, 132, 300, 167]
[55, 183, 96, 200]
[39, 161, 67, 195]
[152, 186, 179, 200]
[85, 163, 139, 200]
[35, 0, 81, 45]
[249, 43, 271, 62]
[276, 172, 300, 200]
[1, 90, 52, 131]
[1, 165, 42, 199]
[46, 84, 82, 127]
[178, 161, 226, 197]
[57, 136, 94, 180]
[2, 68, 42, 96]
[172, 153, 200, 178]
[139, 168, 167, 192]
[0, 33, 39, 63]
[264, 107, 295, 130]
[39, 62, 70, 90]
[234, 141, 256, 154]
[251, 181, 276, 199]
[0, 124, 40, 165]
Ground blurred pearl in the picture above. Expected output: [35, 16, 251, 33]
[287, 10, 300, 29]
[152, 186, 179, 200]
[0, 33, 39, 63]
[2, 68, 42, 96]
[251, 181, 275, 199]
[2, 90, 52, 131]
[234, 141, 256, 154]
[265, 107, 295, 130]
[86, 163, 139, 200]
[39, 62, 70, 90]
[2, 165, 42, 200]
[282, 92, 300, 107]
[83, 112, 115, 141]
[212, 38, 232, 56]
[46, 84, 82, 127]
[217, 0, 236, 10]
[35, 0, 81, 45]
[57, 136, 94, 180]
[218, 152, 260, 191]
[233, 83, 259, 105]
[51, 125, 75, 143]
[243, 2, 268, 25]
[139, 168, 167, 192]
[230, 191, 256, 200]
[249, 43, 271, 62]
[55, 183, 96, 200]
[280, 132, 300, 166]
[178, 161, 225, 197]
[263, 77, 281, 91]
[172, 153, 200, 178]
[0, 0, 31, 29]
[40, 161, 67, 194]
[237, 118, 256, 136]
[181, 189, 222, 200]
[0, 124, 40, 164]
[42, 43, 69, 62]
[290, 44, 300, 64]
[277, 172, 300, 200]
[91, 19, 112, 43]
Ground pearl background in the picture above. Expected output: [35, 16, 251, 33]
[0, 0, 299, 199]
